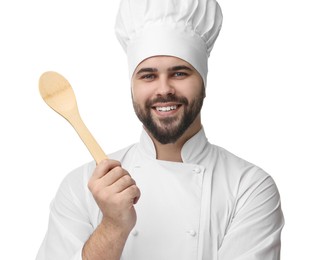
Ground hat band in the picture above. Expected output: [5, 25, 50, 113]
[127, 23, 208, 85]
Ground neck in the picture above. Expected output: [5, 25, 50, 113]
[146, 117, 202, 162]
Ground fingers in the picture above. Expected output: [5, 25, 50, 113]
[88, 159, 140, 233]
[88, 159, 140, 202]
[90, 159, 121, 182]
[122, 184, 141, 205]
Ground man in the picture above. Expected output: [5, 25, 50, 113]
[36, 0, 284, 259]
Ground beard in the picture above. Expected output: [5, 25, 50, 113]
[132, 87, 205, 144]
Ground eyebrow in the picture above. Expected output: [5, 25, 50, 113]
[168, 65, 193, 72]
[136, 65, 192, 75]
[136, 68, 158, 75]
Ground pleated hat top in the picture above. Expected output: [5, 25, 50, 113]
[115, 0, 223, 85]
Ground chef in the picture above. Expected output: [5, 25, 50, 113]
[36, 0, 284, 259]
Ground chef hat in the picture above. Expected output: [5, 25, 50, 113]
[115, 0, 223, 86]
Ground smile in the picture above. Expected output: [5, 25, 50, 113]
[155, 105, 178, 112]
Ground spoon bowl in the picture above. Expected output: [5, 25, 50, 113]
[39, 71, 107, 164]
[39, 71, 78, 119]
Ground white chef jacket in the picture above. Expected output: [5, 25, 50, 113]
[36, 128, 284, 260]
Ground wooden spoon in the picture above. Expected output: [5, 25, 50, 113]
[39, 71, 107, 164]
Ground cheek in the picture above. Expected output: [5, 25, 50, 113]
[181, 80, 203, 98]
[131, 84, 153, 103]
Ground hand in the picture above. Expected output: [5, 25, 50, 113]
[88, 159, 141, 235]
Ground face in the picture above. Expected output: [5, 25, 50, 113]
[131, 56, 205, 144]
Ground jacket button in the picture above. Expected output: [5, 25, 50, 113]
[131, 229, 139, 236]
[193, 167, 201, 174]
[187, 230, 197, 237]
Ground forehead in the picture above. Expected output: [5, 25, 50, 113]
[136, 55, 195, 71]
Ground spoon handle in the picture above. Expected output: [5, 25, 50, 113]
[67, 112, 107, 164]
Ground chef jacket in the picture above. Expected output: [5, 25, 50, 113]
[36, 128, 284, 260]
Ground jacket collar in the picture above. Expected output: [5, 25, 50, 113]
[138, 127, 209, 163]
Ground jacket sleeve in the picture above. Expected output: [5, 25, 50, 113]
[36, 163, 96, 260]
[218, 172, 284, 260]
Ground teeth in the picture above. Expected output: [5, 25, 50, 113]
[156, 105, 177, 112]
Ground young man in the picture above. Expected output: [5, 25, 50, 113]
[36, 0, 284, 259]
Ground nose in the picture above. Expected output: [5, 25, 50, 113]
[155, 76, 175, 96]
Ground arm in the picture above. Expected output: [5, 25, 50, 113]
[219, 173, 284, 260]
[82, 159, 140, 260]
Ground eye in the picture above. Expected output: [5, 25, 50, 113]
[140, 74, 156, 81]
[173, 72, 187, 78]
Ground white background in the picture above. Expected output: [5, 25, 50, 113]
[0, 0, 315, 259]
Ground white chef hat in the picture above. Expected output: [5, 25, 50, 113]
[115, 0, 223, 86]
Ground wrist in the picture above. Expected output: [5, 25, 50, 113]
[99, 218, 132, 241]
[82, 219, 131, 260]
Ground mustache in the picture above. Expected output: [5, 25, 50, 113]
[146, 95, 189, 108]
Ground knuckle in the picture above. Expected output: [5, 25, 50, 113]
[91, 185, 102, 197]
[133, 184, 140, 195]
[111, 166, 124, 177]
[120, 175, 136, 188]
[88, 180, 107, 198]
[96, 188, 113, 206]
[96, 159, 121, 175]
[97, 159, 110, 171]
[128, 184, 139, 197]
[121, 174, 132, 183]
[116, 177, 128, 190]
[87, 179, 96, 192]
